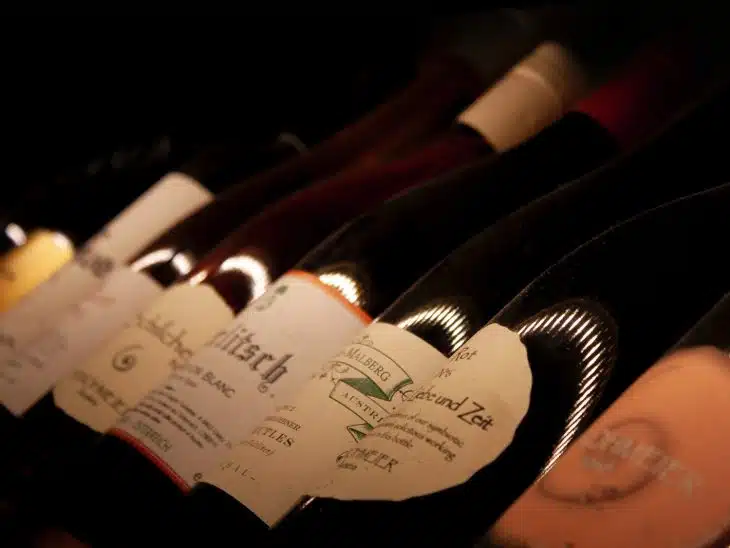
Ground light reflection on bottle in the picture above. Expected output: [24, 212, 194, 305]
[516, 300, 617, 475]
[218, 255, 271, 300]
[51, 232, 74, 251]
[396, 302, 472, 354]
[170, 251, 195, 276]
[187, 270, 208, 286]
[5, 223, 27, 246]
[318, 271, 365, 308]
[130, 248, 175, 272]
[393, 297, 616, 477]
[131, 247, 196, 278]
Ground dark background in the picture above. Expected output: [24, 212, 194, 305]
[0, 8, 695, 191]
[0, 17, 437, 182]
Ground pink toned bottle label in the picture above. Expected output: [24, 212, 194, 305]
[486, 347, 730, 548]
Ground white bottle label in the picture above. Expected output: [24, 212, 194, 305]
[110, 271, 371, 489]
[0, 268, 163, 415]
[205, 322, 446, 526]
[312, 324, 531, 501]
[52, 283, 233, 432]
[0, 172, 212, 356]
[88, 172, 213, 260]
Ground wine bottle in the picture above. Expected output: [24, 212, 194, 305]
[0, 139, 278, 359]
[5, 34, 577, 434]
[0, 137, 308, 544]
[264, 180, 730, 548]
[339, 83, 730, 359]
[80, 39, 584, 433]
[0, 23, 561, 541]
[0, 38, 536, 488]
[0, 135, 196, 311]
[0, 8, 544, 367]
[139, 33, 720, 545]
[40, 40, 590, 548]
[178, 81, 730, 546]
[0, 32, 506, 431]
[637, 298, 730, 548]
[477, 346, 730, 548]
[0, 136, 303, 426]
[477, 292, 730, 548]
[172, 79, 730, 541]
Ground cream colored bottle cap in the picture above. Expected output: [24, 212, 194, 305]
[458, 41, 588, 152]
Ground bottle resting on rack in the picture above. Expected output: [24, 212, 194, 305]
[0, 137, 289, 357]
[98, 38, 587, 493]
[100, 36, 586, 483]
[0, 136, 303, 425]
[479, 345, 730, 548]
[264, 185, 730, 548]
[0, 30, 547, 516]
[181, 79, 730, 544]
[0, 137, 307, 543]
[45, 41, 589, 548]
[0, 24, 519, 428]
[168, 34, 719, 545]
[0, 10, 537, 385]
[0, 135, 195, 311]
[320, 82, 730, 365]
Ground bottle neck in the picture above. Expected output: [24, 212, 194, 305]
[177, 135, 307, 195]
[457, 42, 588, 152]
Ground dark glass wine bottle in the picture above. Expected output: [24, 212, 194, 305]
[0, 20, 520, 428]
[184, 83, 730, 548]
[0, 136, 301, 424]
[0, 4, 542, 374]
[0, 136, 306, 543]
[267, 181, 730, 548]
[162, 34, 724, 546]
[344, 83, 730, 359]
[168, 81, 730, 547]
[477, 287, 730, 548]
[0, 24, 561, 544]
[659, 296, 730, 548]
[477, 344, 730, 548]
[39, 40, 591, 548]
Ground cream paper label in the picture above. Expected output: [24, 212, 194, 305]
[312, 323, 531, 501]
[110, 271, 371, 489]
[52, 283, 233, 431]
[0, 268, 163, 415]
[0, 172, 212, 362]
[206, 322, 447, 525]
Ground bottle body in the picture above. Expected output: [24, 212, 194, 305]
[170, 110, 617, 541]
[30, 39, 596, 548]
[173, 48, 727, 545]
[0, 44, 490, 417]
[0, 54, 484, 467]
[481, 346, 730, 548]
[269, 182, 730, 548]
